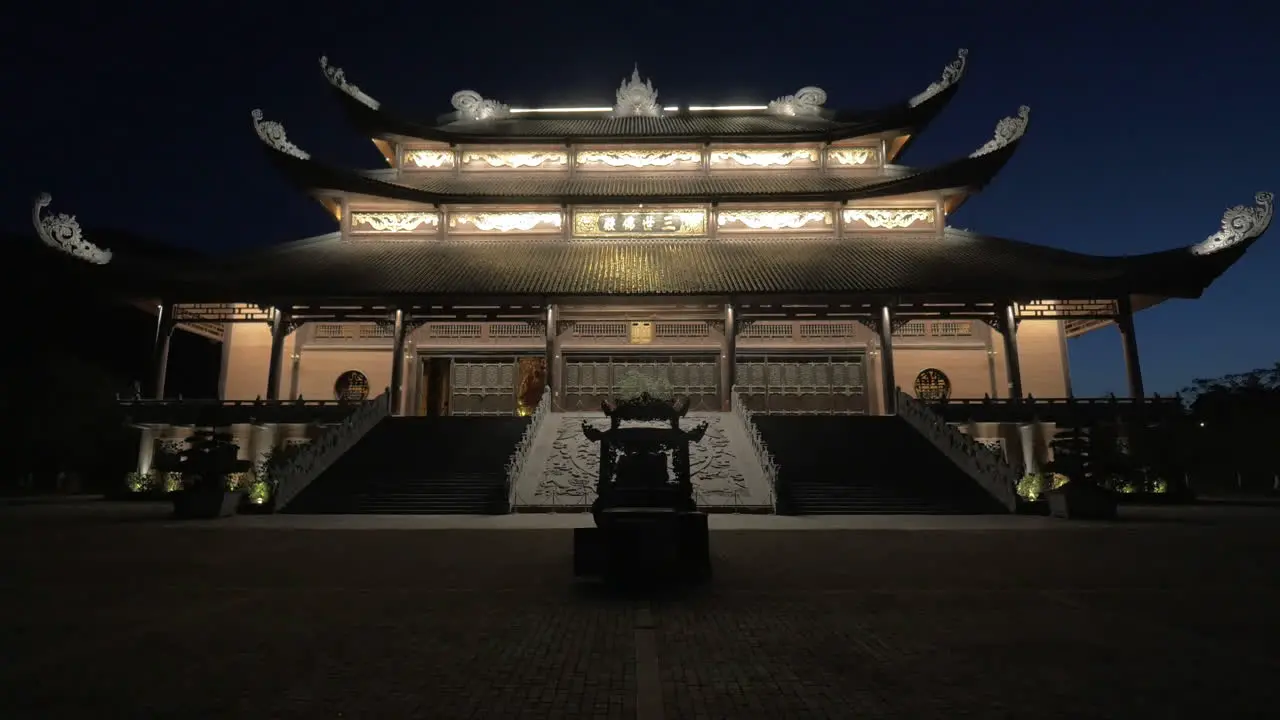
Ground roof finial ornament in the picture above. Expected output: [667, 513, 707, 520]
[909, 48, 969, 107]
[31, 193, 112, 265]
[767, 87, 828, 117]
[612, 65, 662, 118]
[969, 105, 1030, 158]
[1190, 192, 1274, 256]
[450, 90, 511, 122]
[319, 56, 381, 110]
[251, 109, 311, 160]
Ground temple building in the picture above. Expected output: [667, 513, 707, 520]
[29, 51, 1273, 514]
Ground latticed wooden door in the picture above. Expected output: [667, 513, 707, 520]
[449, 359, 517, 415]
[734, 355, 867, 414]
[561, 355, 720, 411]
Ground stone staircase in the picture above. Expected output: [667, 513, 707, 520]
[282, 416, 530, 514]
[754, 415, 1006, 515]
[510, 412, 774, 512]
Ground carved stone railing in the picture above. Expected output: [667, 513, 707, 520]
[896, 388, 1019, 511]
[928, 394, 1184, 424]
[271, 390, 392, 511]
[118, 397, 363, 427]
[505, 389, 551, 512]
[732, 386, 779, 512]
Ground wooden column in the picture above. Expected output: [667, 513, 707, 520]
[1000, 302, 1024, 403]
[389, 309, 407, 415]
[265, 309, 289, 401]
[720, 303, 736, 410]
[150, 302, 175, 399]
[878, 304, 897, 415]
[545, 305, 558, 409]
[1116, 296, 1145, 402]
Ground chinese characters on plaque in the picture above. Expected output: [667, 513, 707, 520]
[573, 209, 707, 238]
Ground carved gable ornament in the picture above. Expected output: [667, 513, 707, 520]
[767, 86, 828, 117]
[319, 56, 381, 110]
[612, 66, 662, 117]
[1190, 192, 1274, 256]
[32, 193, 112, 265]
[969, 105, 1030, 158]
[251, 109, 310, 160]
[451, 90, 511, 122]
[909, 48, 969, 108]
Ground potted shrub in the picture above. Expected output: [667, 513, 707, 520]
[171, 430, 252, 520]
[1044, 423, 1118, 520]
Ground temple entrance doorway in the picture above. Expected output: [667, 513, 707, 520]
[734, 353, 868, 414]
[416, 355, 546, 416]
[560, 353, 720, 412]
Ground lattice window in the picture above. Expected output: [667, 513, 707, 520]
[314, 323, 351, 339]
[572, 322, 628, 338]
[358, 324, 394, 339]
[741, 322, 793, 339]
[930, 320, 973, 337]
[334, 370, 370, 401]
[893, 321, 927, 337]
[655, 322, 709, 338]
[798, 323, 856, 338]
[427, 323, 483, 338]
[489, 322, 541, 339]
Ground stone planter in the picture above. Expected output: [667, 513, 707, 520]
[1047, 483, 1117, 520]
[172, 489, 245, 520]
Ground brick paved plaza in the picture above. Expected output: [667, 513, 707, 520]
[2, 502, 1278, 718]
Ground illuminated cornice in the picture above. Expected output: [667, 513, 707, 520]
[842, 208, 936, 229]
[350, 212, 439, 233]
[449, 212, 562, 233]
[1190, 192, 1274, 256]
[969, 106, 1030, 158]
[767, 87, 827, 117]
[576, 149, 701, 168]
[251, 109, 310, 160]
[710, 148, 818, 167]
[451, 90, 511, 121]
[461, 151, 568, 169]
[827, 147, 876, 166]
[319, 56, 380, 110]
[612, 66, 662, 118]
[403, 150, 455, 169]
[908, 49, 968, 108]
[718, 210, 832, 230]
[31, 193, 112, 265]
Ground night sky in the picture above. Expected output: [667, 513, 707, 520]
[4, 0, 1276, 397]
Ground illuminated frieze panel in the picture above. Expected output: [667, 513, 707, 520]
[576, 149, 701, 170]
[573, 209, 708, 237]
[350, 212, 440, 234]
[448, 211, 563, 234]
[842, 208, 936, 230]
[460, 151, 569, 169]
[826, 147, 878, 167]
[717, 210, 833, 232]
[709, 148, 819, 169]
[403, 150, 455, 169]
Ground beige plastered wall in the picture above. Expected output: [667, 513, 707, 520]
[891, 319, 1069, 400]
[221, 323, 392, 401]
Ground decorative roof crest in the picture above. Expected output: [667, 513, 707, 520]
[969, 105, 1030, 158]
[767, 86, 828, 117]
[450, 90, 511, 122]
[909, 48, 969, 108]
[1190, 192, 1274, 256]
[31, 193, 112, 265]
[612, 65, 662, 118]
[319, 56, 381, 110]
[251, 109, 310, 160]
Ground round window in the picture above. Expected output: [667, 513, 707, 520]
[334, 370, 370, 402]
[913, 368, 952, 402]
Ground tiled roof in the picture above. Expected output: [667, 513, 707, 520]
[217, 230, 1172, 300]
[436, 114, 847, 138]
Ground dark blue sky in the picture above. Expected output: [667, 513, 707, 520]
[4, 0, 1277, 397]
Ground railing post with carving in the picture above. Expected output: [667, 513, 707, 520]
[505, 388, 550, 513]
[732, 386, 779, 513]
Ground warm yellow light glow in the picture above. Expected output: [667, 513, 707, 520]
[461, 151, 569, 169]
[576, 149, 701, 169]
[403, 150, 455, 168]
[572, 209, 708, 237]
[717, 210, 832, 230]
[350, 212, 440, 233]
[842, 208, 936, 229]
[710, 148, 818, 167]
[449, 212, 562, 233]
[688, 104, 769, 111]
[509, 106, 613, 113]
[827, 147, 876, 166]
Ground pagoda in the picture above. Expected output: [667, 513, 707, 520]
[28, 50, 1273, 512]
